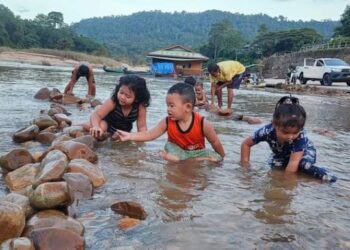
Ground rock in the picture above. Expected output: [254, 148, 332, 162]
[67, 159, 105, 188]
[50, 103, 71, 116]
[47, 107, 61, 117]
[5, 163, 40, 192]
[34, 159, 68, 187]
[63, 126, 84, 137]
[63, 173, 93, 199]
[34, 87, 50, 100]
[32, 151, 45, 163]
[53, 113, 72, 127]
[30, 228, 84, 250]
[118, 217, 141, 231]
[62, 95, 82, 105]
[52, 141, 98, 163]
[111, 201, 147, 220]
[0, 148, 34, 173]
[40, 150, 67, 169]
[12, 125, 40, 143]
[90, 98, 102, 108]
[49, 89, 63, 102]
[0, 237, 34, 250]
[33, 115, 58, 130]
[0, 201, 25, 244]
[242, 116, 263, 125]
[29, 182, 73, 210]
[50, 134, 72, 147]
[41, 126, 58, 133]
[71, 135, 96, 150]
[35, 131, 57, 145]
[218, 108, 233, 116]
[23, 210, 84, 237]
[3, 193, 35, 219]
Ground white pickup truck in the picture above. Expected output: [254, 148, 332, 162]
[298, 58, 350, 86]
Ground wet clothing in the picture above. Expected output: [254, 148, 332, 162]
[251, 123, 337, 182]
[103, 102, 139, 133]
[165, 142, 222, 161]
[167, 112, 205, 151]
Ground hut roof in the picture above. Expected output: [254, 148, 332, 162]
[147, 45, 208, 61]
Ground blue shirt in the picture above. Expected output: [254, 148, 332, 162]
[251, 123, 314, 158]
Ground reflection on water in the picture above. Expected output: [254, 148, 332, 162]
[0, 63, 350, 249]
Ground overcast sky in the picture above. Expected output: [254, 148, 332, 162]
[0, 0, 348, 24]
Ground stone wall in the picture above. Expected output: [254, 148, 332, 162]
[262, 48, 350, 78]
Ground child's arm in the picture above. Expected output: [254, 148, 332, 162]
[202, 120, 225, 158]
[136, 104, 147, 132]
[87, 67, 96, 97]
[118, 118, 167, 142]
[240, 137, 255, 167]
[285, 151, 304, 173]
[89, 99, 115, 137]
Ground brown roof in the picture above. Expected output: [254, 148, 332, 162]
[147, 45, 208, 61]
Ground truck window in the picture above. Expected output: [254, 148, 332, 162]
[316, 60, 324, 67]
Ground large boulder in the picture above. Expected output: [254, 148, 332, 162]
[29, 182, 73, 210]
[34, 159, 68, 187]
[30, 228, 84, 250]
[71, 135, 96, 150]
[12, 125, 39, 143]
[34, 87, 50, 100]
[62, 94, 82, 105]
[111, 201, 147, 220]
[35, 132, 57, 145]
[3, 193, 35, 219]
[5, 163, 40, 192]
[23, 210, 84, 237]
[63, 173, 93, 199]
[0, 148, 34, 173]
[0, 201, 25, 244]
[52, 141, 98, 163]
[67, 159, 105, 188]
[40, 149, 67, 167]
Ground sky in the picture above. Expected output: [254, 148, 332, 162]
[0, 0, 348, 24]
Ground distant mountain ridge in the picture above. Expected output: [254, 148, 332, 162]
[72, 10, 339, 61]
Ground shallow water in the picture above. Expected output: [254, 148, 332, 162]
[1, 62, 350, 249]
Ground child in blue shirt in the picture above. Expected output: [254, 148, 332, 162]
[240, 95, 337, 182]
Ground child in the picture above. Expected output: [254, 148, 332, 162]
[64, 62, 96, 97]
[240, 96, 337, 182]
[85, 75, 150, 139]
[194, 82, 209, 108]
[117, 83, 225, 162]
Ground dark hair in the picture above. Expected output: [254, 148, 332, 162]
[111, 75, 150, 107]
[77, 65, 89, 77]
[167, 82, 196, 107]
[207, 63, 219, 74]
[184, 76, 196, 86]
[273, 96, 306, 129]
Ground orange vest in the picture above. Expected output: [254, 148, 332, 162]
[167, 112, 205, 150]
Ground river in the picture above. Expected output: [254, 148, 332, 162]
[0, 62, 349, 249]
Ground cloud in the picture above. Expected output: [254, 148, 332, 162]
[17, 6, 30, 13]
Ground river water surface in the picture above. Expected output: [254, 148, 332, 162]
[0, 62, 350, 249]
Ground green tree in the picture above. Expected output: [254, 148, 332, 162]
[334, 5, 350, 37]
[48, 11, 64, 29]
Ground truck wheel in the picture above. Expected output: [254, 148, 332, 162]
[299, 73, 307, 85]
[322, 74, 332, 86]
[347, 81, 350, 86]
[320, 80, 324, 85]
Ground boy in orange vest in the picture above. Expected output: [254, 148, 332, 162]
[117, 83, 225, 162]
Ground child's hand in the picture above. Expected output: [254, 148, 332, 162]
[90, 126, 103, 138]
[116, 130, 131, 141]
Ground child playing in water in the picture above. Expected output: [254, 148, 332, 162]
[194, 82, 209, 108]
[84, 75, 150, 139]
[117, 83, 225, 162]
[240, 95, 337, 182]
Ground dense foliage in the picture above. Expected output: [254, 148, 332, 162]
[0, 4, 109, 56]
[334, 4, 350, 37]
[73, 10, 338, 62]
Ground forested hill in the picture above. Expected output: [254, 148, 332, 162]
[72, 10, 339, 61]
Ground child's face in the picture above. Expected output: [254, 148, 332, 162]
[194, 85, 203, 95]
[117, 85, 135, 106]
[166, 93, 191, 120]
[275, 126, 301, 143]
[210, 69, 220, 77]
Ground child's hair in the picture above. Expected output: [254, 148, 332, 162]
[273, 96, 306, 129]
[168, 83, 196, 107]
[77, 65, 89, 77]
[111, 75, 150, 107]
[184, 76, 196, 86]
[207, 63, 219, 74]
[194, 82, 204, 88]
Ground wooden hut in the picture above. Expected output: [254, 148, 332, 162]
[147, 45, 208, 76]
